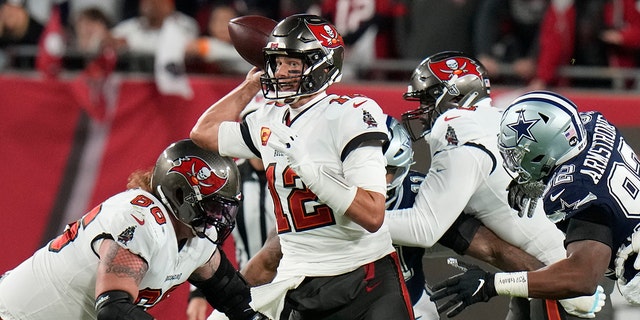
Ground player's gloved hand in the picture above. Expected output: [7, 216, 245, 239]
[615, 230, 640, 283]
[267, 121, 318, 183]
[430, 258, 497, 318]
[558, 285, 606, 319]
[506, 179, 546, 218]
[267, 121, 357, 215]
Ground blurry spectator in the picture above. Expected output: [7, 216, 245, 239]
[184, 4, 252, 74]
[108, 0, 199, 55]
[600, 0, 640, 76]
[308, 0, 406, 79]
[68, 0, 123, 26]
[473, 0, 548, 83]
[528, 0, 640, 89]
[0, 0, 43, 47]
[70, 7, 111, 55]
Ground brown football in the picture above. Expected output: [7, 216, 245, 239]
[228, 15, 278, 69]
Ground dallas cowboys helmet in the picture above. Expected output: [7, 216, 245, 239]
[498, 91, 588, 183]
[384, 116, 414, 192]
[151, 139, 242, 244]
[261, 14, 344, 103]
[402, 51, 490, 140]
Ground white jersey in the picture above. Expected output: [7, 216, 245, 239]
[219, 92, 394, 279]
[385, 99, 567, 266]
[111, 12, 199, 55]
[0, 189, 215, 320]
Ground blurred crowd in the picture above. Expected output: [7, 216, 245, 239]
[2, 0, 640, 89]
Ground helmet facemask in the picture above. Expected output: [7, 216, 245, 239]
[156, 184, 240, 245]
[401, 82, 459, 141]
[261, 49, 340, 105]
[189, 194, 239, 244]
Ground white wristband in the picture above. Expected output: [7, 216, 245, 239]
[494, 272, 529, 298]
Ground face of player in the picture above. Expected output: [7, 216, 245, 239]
[274, 56, 304, 93]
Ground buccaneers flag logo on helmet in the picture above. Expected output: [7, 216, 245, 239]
[307, 23, 343, 48]
[169, 156, 227, 195]
[428, 57, 482, 81]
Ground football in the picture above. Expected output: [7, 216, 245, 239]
[228, 15, 278, 69]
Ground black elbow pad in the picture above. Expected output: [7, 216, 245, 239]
[190, 250, 256, 320]
[438, 213, 483, 255]
[95, 290, 154, 320]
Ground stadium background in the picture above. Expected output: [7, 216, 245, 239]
[1, 73, 639, 319]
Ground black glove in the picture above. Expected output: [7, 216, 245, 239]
[506, 179, 545, 218]
[430, 259, 497, 318]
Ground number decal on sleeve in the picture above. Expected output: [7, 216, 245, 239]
[131, 195, 167, 225]
[49, 194, 166, 252]
[266, 163, 336, 233]
[48, 204, 102, 252]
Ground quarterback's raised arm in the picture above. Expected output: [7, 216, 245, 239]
[191, 68, 262, 151]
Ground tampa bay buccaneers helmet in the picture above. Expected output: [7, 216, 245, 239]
[498, 91, 587, 183]
[151, 139, 242, 244]
[261, 14, 344, 103]
[402, 51, 490, 140]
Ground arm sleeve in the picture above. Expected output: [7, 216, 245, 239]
[218, 121, 259, 159]
[385, 146, 492, 247]
[342, 143, 387, 195]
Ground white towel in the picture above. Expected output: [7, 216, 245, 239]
[249, 276, 305, 319]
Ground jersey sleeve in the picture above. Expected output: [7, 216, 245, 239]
[332, 96, 389, 161]
[342, 144, 387, 195]
[385, 146, 493, 247]
[96, 191, 169, 263]
[218, 120, 260, 159]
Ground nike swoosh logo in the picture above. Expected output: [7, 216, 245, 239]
[444, 115, 460, 121]
[472, 279, 485, 296]
[365, 280, 381, 293]
[353, 100, 366, 107]
[549, 189, 565, 202]
[130, 214, 145, 225]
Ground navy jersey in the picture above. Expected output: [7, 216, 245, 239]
[543, 111, 640, 275]
[387, 170, 426, 305]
